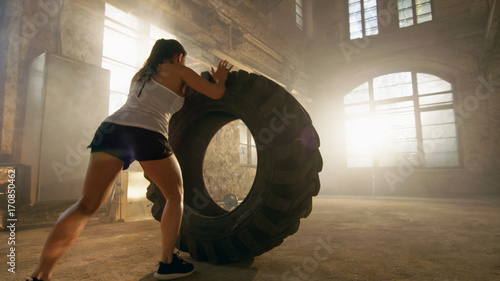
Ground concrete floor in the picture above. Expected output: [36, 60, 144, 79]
[2, 196, 500, 281]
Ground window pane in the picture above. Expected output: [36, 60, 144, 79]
[350, 25, 363, 39]
[349, 12, 362, 23]
[150, 24, 176, 40]
[398, 0, 432, 27]
[417, 73, 452, 95]
[398, 0, 414, 27]
[398, 0, 413, 9]
[419, 93, 453, 107]
[376, 99, 417, 161]
[380, 140, 418, 154]
[346, 142, 372, 154]
[239, 123, 248, 144]
[417, 13, 432, 24]
[349, 0, 362, 9]
[345, 104, 370, 115]
[373, 72, 413, 100]
[416, 0, 432, 24]
[379, 152, 418, 167]
[376, 100, 414, 112]
[104, 19, 140, 38]
[365, 19, 379, 36]
[379, 155, 401, 167]
[345, 117, 375, 167]
[251, 145, 258, 165]
[349, 0, 363, 39]
[296, 4, 303, 17]
[350, 31, 364, 40]
[364, 0, 377, 8]
[349, 1, 362, 15]
[424, 138, 457, 153]
[345, 82, 369, 104]
[424, 152, 459, 167]
[103, 27, 140, 67]
[421, 109, 455, 125]
[420, 108, 459, 168]
[421, 124, 457, 139]
[399, 17, 414, 28]
[378, 123, 417, 140]
[416, 1, 431, 15]
[347, 156, 373, 167]
[102, 59, 136, 94]
[364, 0, 379, 36]
[345, 118, 374, 142]
[105, 4, 140, 31]
[364, 6, 378, 20]
[296, 15, 303, 28]
[349, 15, 362, 25]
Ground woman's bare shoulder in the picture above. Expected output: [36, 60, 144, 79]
[131, 72, 141, 83]
[157, 63, 189, 78]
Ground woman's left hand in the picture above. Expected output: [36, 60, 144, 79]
[211, 60, 233, 84]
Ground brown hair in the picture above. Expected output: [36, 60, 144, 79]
[136, 39, 187, 82]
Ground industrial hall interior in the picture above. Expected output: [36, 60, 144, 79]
[1, 0, 500, 280]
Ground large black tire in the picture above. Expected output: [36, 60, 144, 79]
[146, 70, 322, 264]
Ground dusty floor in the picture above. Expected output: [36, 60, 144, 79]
[2, 196, 500, 281]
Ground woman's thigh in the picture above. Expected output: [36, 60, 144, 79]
[78, 152, 124, 213]
[139, 155, 183, 199]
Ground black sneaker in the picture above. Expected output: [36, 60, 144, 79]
[154, 252, 194, 280]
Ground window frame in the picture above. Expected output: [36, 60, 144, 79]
[238, 121, 258, 167]
[295, 0, 304, 30]
[348, 0, 379, 40]
[344, 71, 462, 169]
[398, 0, 433, 28]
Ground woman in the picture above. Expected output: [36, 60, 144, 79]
[28, 39, 233, 281]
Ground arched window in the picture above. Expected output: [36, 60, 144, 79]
[344, 72, 459, 168]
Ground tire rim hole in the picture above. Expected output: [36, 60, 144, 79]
[203, 120, 257, 212]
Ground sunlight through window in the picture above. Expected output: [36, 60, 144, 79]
[398, 0, 432, 28]
[296, 0, 304, 29]
[348, 0, 379, 39]
[344, 72, 459, 168]
[102, 3, 177, 114]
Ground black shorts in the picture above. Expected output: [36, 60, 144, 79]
[88, 122, 173, 170]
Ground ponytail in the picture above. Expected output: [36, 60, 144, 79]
[136, 39, 186, 84]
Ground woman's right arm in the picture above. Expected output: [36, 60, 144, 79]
[178, 60, 232, 100]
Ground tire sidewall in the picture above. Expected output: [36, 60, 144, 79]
[171, 88, 274, 240]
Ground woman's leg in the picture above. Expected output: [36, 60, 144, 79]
[31, 152, 124, 281]
[139, 155, 183, 264]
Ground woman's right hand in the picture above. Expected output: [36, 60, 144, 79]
[177, 60, 233, 100]
[211, 60, 233, 84]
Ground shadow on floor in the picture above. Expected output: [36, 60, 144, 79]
[138, 258, 258, 281]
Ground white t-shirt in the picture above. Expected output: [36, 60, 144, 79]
[104, 78, 185, 138]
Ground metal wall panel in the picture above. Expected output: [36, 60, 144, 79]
[21, 52, 110, 203]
